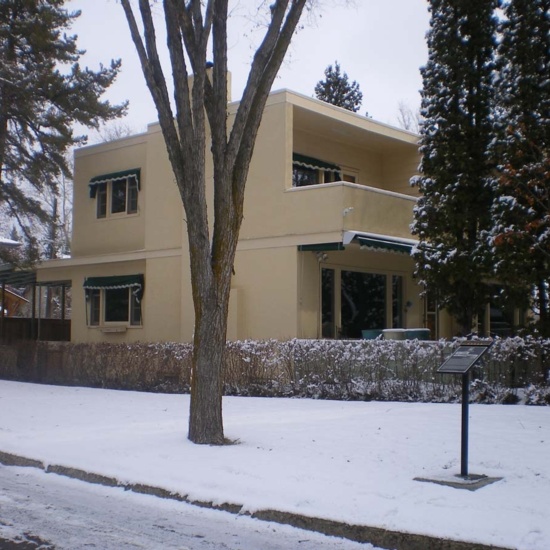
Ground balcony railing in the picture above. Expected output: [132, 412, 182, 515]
[285, 181, 417, 239]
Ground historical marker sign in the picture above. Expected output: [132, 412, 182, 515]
[437, 343, 492, 374]
[437, 340, 492, 477]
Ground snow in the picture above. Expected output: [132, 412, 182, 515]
[0, 237, 20, 248]
[0, 380, 549, 549]
[1, 466, 373, 550]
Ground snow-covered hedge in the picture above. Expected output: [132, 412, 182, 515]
[223, 338, 547, 404]
[0, 337, 547, 404]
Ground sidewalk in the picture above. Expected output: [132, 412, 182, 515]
[0, 380, 548, 550]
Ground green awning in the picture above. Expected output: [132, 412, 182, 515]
[292, 153, 341, 174]
[298, 243, 345, 252]
[89, 168, 141, 198]
[355, 235, 413, 255]
[83, 274, 144, 300]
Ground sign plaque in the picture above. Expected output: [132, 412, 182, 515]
[437, 340, 492, 477]
[437, 343, 491, 375]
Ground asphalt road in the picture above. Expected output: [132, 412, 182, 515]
[0, 465, 376, 550]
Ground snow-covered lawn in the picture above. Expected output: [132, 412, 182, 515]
[0, 380, 548, 549]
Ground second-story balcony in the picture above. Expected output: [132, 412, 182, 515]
[284, 180, 417, 243]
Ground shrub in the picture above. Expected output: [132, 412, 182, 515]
[0, 337, 547, 405]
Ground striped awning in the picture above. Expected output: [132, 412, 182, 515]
[298, 232, 417, 256]
[83, 274, 144, 300]
[89, 168, 141, 198]
[292, 153, 341, 174]
[342, 231, 417, 255]
[355, 235, 413, 255]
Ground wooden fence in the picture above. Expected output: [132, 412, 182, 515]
[0, 317, 70, 342]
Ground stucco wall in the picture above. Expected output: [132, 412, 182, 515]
[72, 136, 148, 257]
[144, 125, 185, 252]
[231, 246, 298, 340]
[144, 255, 183, 343]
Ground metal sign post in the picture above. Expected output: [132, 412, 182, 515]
[438, 342, 492, 478]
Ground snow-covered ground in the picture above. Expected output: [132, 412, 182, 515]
[0, 380, 548, 549]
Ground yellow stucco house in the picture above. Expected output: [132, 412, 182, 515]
[38, 88, 454, 343]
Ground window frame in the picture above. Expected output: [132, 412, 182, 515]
[93, 175, 139, 219]
[86, 285, 143, 328]
[292, 154, 343, 188]
[319, 264, 406, 339]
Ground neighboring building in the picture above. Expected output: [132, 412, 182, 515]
[0, 237, 20, 249]
[37, 88, 458, 343]
[0, 285, 28, 316]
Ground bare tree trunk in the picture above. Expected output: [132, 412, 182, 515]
[189, 288, 227, 444]
[121, 0, 309, 444]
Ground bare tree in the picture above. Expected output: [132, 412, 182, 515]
[96, 121, 137, 143]
[396, 101, 422, 133]
[120, 0, 314, 444]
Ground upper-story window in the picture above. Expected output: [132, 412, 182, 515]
[89, 169, 141, 219]
[292, 153, 342, 187]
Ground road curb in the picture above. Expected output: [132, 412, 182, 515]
[0, 451, 511, 550]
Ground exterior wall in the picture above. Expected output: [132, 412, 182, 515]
[239, 101, 290, 241]
[72, 136, 148, 257]
[144, 254, 183, 343]
[143, 124, 185, 252]
[382, 147, 420, 195]
[299, 250, 322, 339]
[232, 246, 299, 340]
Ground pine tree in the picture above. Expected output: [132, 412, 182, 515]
[314, 61, 363, 112]
[0, 0, 126, 263]
[491, 0, 550, 336]
[411, 0, 500, 334]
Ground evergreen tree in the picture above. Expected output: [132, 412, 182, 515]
[491, 0, 550, 336]
[314, 61, 363, 112]
[0, 0, 126, 263]
[411, 0, 500, 333]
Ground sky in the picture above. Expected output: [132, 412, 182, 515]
[66, 1, 430, 135]
[1, 380, 549, 549]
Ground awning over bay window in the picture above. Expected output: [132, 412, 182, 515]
[344, 231, 416, 255]
[83, 274, 144, 300]
[88, 168, 141, 198]
[292, 153, 341, 174]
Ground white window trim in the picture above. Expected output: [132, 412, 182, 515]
[87, 287, 142, 328]
[95, 177, 139, 219]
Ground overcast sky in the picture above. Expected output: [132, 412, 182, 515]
[67, 1, 430, 135]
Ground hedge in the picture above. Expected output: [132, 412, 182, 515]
[0, 337, 548, 405]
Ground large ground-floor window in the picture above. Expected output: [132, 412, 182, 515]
[321, 267, 404, 339]
[84, 275, 144, 328]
